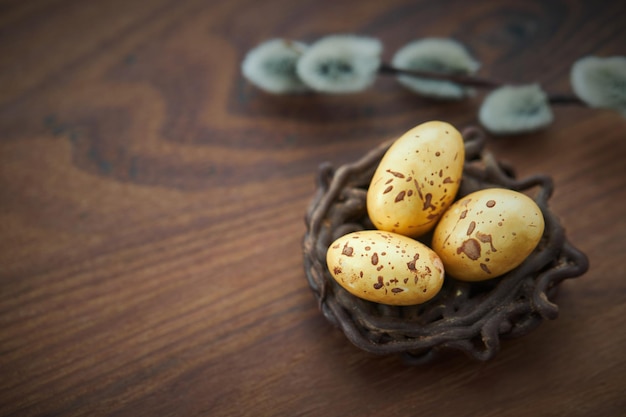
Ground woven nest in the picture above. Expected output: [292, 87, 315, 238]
[303, 126, 589, 364]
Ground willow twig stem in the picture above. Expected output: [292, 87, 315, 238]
[379, 63, 584, 106]
[546, 94, 585, 105]
[379, 63, 502, 89]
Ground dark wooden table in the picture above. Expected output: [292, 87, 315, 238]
[1, 0, 625, 415]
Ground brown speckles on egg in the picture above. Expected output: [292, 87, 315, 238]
[422, 193, 435, 211]
[467, 221, 476, 235]
[371, 252, 379, 265]
[486, 200, 496, 208]
[383, 185, 393, 194]
[342, 243, 354, 256]
[457, 239, 481, 260]
[373, 276, 384, 289]
[395, 190, 406, 202]
[406, 253, 421, 273]
[386, 169, 405, 178]
[477, 231, 497, 252]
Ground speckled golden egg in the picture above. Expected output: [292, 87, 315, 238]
[431, 188, 545, 281]
[326, 230, 445, 306]
[367, 121, 465, 238]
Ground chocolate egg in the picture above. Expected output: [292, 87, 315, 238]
[431, 188, 545, 281]
[326, 230, 445, 306]
[367, 121, 465, 238]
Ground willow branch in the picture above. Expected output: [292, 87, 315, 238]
[379, 63, 584, 106]
[379, 63, 502, 89]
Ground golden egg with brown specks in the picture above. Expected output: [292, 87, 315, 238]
[326, 230, 445, 306]
[431, 188, 545, 281]
[367, 121, 465, 238]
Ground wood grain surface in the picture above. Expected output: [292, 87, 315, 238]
[1, 0, 625, 416]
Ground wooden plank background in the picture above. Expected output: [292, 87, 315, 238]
[1, 0, 624, 415]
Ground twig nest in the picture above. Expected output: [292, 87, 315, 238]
[302, 126, 589, 364]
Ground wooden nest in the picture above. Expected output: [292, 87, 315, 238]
[302, 127, 589, 364]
